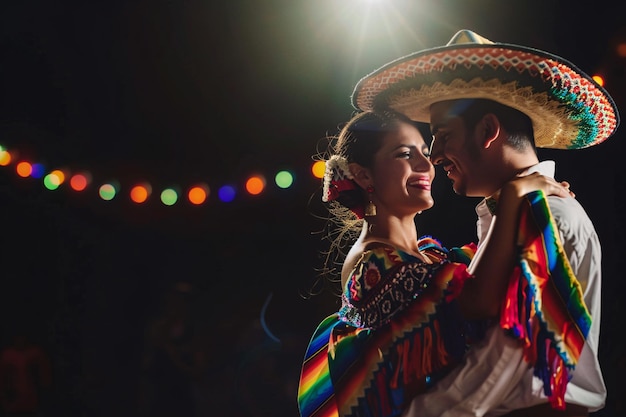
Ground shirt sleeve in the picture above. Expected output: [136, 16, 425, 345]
[403, 192, 606, 416]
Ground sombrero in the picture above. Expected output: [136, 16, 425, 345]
[351, 30, 620, 149]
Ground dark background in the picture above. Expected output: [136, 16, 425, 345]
[0, 1, 625, 416]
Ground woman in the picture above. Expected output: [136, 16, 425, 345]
[298, 111, 571, 417]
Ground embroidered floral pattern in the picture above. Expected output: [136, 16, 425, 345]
[339, 244, 450, 329]
[364, 263, 381, 288]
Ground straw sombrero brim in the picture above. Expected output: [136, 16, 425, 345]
[351, 41, 620, 149]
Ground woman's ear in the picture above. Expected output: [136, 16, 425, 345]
[348, 163, 373, 189]
[481, 113, 501, 149]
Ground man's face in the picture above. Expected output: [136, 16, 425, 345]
[428, 100, 486, 197]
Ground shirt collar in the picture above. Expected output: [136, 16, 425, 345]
[477, 160, 557, 215]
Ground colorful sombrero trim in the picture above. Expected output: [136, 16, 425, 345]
[352, 40, 619, 150]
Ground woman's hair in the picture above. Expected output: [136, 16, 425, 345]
[311, 110, 418, 293]
[328, 110, 417, 218]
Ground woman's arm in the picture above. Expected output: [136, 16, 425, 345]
[458, 173, 571, 319]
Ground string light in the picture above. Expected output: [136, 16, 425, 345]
[99, 183, 117, 201]
[188, 184, 208, 205]
[160, 188, 179, 206]
[16, 161, 32, 178]
[311, 161, 325, 179]
[130, 183, 152, 204]
[70, 173, 91, 191]
[275, 170, 294, 189]
[592, 75, 605, 87]
[245, 175, 265, 195]
[31, 163, 45, 179]
[218, 185, 236, 203]
[0, 143, 327, 208]
[0, 150, 10, 166]
[43, 170, 66, 190]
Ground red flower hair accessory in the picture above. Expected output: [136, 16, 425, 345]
[322, 155, 357, 203]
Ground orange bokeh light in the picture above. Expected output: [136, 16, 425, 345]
[592, 75, 604, 87]
[130, 184, 151, 203]
[188, 185, 208, 205]
[245, 176, 265, 195]
[311, 161, 325, 179]
[16, 161, 32, 178]
[0, 151, 12, 166]
[70, 173, 91, 191]
[50, 169, 66, 185]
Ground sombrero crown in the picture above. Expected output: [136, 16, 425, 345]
[351, 30, 620, 149]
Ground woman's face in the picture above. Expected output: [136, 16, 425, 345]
[370, 121, 435, 216]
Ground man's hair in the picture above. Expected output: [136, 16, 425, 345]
[454, 99, 536, 152]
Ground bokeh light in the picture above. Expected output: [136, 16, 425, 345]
[31, 163, 45, 179]
[160, 188, 179, 206]
[70, 173, 91, 191]
[275, 170, 294, 189]
[50, 170, 65, 184]
[592, 75, 604, 87]
[311, 161, 325, 179]
[43, 170, 66, 190]
[245, 175, 266, 195]
[16, 161, 32, 178]
[188, 184, 209, 205]
[99, 183, 117, 201]
[218, 185, 236, 203]
[130, 183, 151, 204]
[0, 150, 10, 166]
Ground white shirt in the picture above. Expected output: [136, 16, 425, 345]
[403, 161, 606, 416]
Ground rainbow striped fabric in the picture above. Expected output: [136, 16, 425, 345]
[297, 239, 476, 417]
[500, 190, 592, 410]
[298, 191, 592, 416]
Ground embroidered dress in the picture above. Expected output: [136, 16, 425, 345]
[298, 237, 477, 417]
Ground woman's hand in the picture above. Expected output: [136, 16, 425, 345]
[501, 172, 572, 200]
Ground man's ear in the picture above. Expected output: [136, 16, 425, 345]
[481, 113, 501, 149]
[348, 163, 372, 189]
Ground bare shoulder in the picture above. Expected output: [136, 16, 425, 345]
[341, 242, 366, 288]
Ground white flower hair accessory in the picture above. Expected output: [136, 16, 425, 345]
[322, 155, 354, 202]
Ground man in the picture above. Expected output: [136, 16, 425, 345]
[350, 30, 620, 416]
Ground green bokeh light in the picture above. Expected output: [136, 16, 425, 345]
[99, 184, 117, 201]
[43, 174, 60, 190]
[275, 170, 294, 189]
[160, 188, 178, 206]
